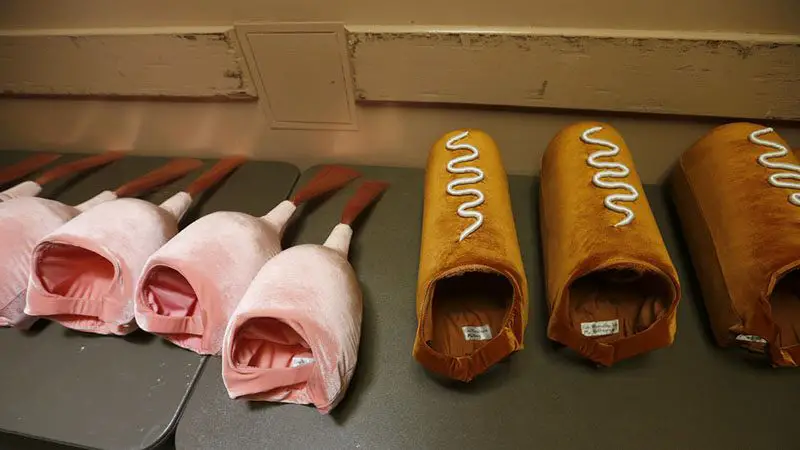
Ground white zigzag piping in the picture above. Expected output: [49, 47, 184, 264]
[581, 126, 639, 227]
[749, 127, 800, 206]
[445, 131, 485, 241]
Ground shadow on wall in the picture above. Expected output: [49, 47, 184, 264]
[0, 98, 798, 184]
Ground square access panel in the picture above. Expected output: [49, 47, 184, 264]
[235, 22, 358, 131]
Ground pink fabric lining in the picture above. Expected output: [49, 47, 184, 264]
[137, 264, 205, 350]
[25, 197, 180, 335]
[233, 318, 314, 369]
[135, 209, 287, 355]
[26, 237, 128, 333]
[221, 242, 361, 414]
[143, 267, 198, 317]
[135, 169, 361, 355]
[36, 243, 116, 300]
[224, 311, 328, 407]
[0, 197, 81, 329]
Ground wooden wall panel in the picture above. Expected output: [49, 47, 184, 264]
[0, 25, 797, 120]
[0, 27, 257, 99]
[349, 27, 800, 120]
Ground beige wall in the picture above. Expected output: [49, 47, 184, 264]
[3, 0, 798, 34]
[0, 1, 797, 181]
[1, 98, 797, 183]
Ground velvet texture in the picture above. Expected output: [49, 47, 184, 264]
[540, 122, 680, 366]
[25, 158, 239, 335]
[0, 159, 200, 329]
[0, 197, 80, 328]
[671, 123, 800, 366]
[135, 166, 360, 355]
[414, 129, 528, 382]
[136, 210, 284, 353]
[25, 198, 182, 335]
[221, 182, 386, 413]
[222, 241, 360, 414]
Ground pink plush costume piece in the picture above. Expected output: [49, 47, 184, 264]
[222, 181, 388, 414]
[25, 157, 243, 335]
[0, 158, 202, 329]
[0, 152, 123, 202]
[134, 166, 361, 355]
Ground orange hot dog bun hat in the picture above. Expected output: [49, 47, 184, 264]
[414, 129, 528, 382]
[540, 122, 680, 366]
[671, 123, 800, 366]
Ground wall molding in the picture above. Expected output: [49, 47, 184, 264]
[0, 27, 257, 99]
[348, 26, 800, 120]
[0, 25, 797, 120]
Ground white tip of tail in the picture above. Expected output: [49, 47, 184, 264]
[75, 190, 118, 212]
[261, 200, 297, 236]
[0, 180, 41, 202]
[159, 191, 193, 221]
[323, 223, 353, 257]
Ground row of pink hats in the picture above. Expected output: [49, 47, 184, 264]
[0, 157, 386, 414]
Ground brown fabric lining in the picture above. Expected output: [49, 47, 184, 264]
[568, 267, 670, 344]
[770, 270, 800, 348]
[424, 271, 512, 357]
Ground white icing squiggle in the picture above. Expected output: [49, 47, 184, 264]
[445, 131, 485, 241]
[581, 126, 639, 227]
[749, 127, 800, 206]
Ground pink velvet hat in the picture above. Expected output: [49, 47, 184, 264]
[0, 158, 202, 329]
[0, 152, 124, 202]
[24, 157, 244, 335]
[222, 180, 388, 414]
[135, 165, 361, 355]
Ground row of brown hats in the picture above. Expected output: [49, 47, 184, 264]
[412, 122, 798, 382]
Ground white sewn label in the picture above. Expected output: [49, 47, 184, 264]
[735, 334, 767, 344]
[290, 356, 315, 368]
[462, 324, 492, 341]
[581, 319, 620, 337]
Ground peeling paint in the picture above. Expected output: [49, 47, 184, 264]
[223, 69, 245, 89]
[537, 80, 548, 98]
[348, 30, 800, 120]
[0, 30, 257, 99]
[0, 27, 795, 119]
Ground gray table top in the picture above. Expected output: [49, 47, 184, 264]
[0, 151, 299, 450]
[177, 165, 799, 450]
